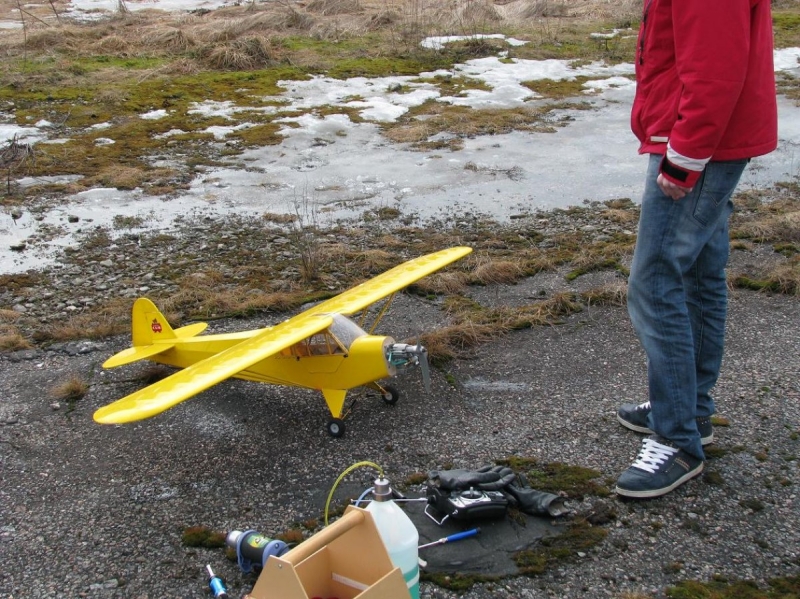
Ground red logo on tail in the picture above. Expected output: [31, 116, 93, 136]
[151, 319, 163, 333]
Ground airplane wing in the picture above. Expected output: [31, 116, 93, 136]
[94, 313, 334, 424]
[309, 246, 472, 316]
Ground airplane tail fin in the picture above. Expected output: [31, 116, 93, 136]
[103, 298, 208, 369]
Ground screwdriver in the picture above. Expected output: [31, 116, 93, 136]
[418, 527, 480, 550]
[206, 564, 229, 599]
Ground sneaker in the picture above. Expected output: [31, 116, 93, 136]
[617, 401, 714, 445]
[616, 436, 704, 499]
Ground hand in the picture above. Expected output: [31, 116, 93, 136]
[657, 173, 692, 200]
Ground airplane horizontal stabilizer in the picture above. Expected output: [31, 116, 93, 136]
[103, 343, 176, 369]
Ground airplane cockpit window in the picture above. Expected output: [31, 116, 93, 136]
[328, 314, 367, 349]
[291, 315, 368, 356]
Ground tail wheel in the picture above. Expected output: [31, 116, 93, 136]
[327, 418, 345, 438]
[379, 385, 400, 405]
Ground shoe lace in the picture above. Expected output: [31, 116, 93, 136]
[636, 401, 651, 411]
[631, 437, 677, 473]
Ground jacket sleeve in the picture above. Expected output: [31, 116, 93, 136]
[661, 0, 752, 188]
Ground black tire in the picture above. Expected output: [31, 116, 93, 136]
[380, 385, 400, 405]
[327, 418, 345, 438]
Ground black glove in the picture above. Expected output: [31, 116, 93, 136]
[502, 474, 567, 517]
[429, 464, 516, 492]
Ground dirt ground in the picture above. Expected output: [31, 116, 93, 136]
[1, 266, 798, 599]
[1, 1, 799, 597]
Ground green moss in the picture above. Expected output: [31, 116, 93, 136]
[496, 456, 609, 498]
[75, 55, 166, 72]
[665, 561, 685, 574]
[276, 528, 305, 545]
[0, 273, 42, 291]
[403, 472, 428, 486]
[773, 11, 800, 48]
[774, 243, 798, 257]
[565, 258, 621, 281]
[703, 446, 729, 460]
[412, 74, 493, 97]
[112, 215, 146, 229]
[521, 76, 595, 98]
[703, 470, 725, 486]
[666, 576, 800, 599]
[375, 207, 401, 220]
[419, 571, 501, 593]
[508, 21, 638, 64]
[514, 519, 607, 576]
[228, 123, 284, 147]
[181, 525, 226, 548]
[327, 55, 446, 79]
[739, 498, 765, 512]
[731, 275, 782, 293]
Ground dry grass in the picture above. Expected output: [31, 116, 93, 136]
[384, 105, 561, 149]
[142, 26, 196, 53]
[348, 248, 398, 275]
[582, 281, 627, 306]
[728, 193, 800, 294]
[0, 0, 642, 63]
[82, 166, 150, 190]
[422, 320, 508, 362]
[600, 207, 639, 225]
[160, 284, 304, 320]
[730, 255, 800, 296]
[0, 331, 32, 351]
[733, 209, 800, 244]
[201, 35, 277, 70]
[770, 258, 800, 295]
[413, 271, 471, 295]
[40, 313, 125, 342]
[50, 376, 89, 401]
[305, 0, 363, 16]
[473, 258, 525, 285]
[0, 308, 22, 322]
[263, 212, 299, 225]
[518, 291, 583, 324]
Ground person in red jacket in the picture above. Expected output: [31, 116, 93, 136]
[615, 0, 778, 498]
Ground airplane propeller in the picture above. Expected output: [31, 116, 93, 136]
[414, 338, 431, 392]
[388, 341, 431, 391]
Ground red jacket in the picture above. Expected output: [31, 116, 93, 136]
[631, 0, 778, 188]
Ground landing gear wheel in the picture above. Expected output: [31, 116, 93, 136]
[380, 385, 400, 405]
[327, 418, 345, 438]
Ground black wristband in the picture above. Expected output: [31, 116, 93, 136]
[659, 154, 690, 183]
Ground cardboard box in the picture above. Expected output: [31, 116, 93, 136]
[245, 506, 411, 599]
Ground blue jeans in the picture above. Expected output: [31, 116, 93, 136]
[627, 154, 748, 460]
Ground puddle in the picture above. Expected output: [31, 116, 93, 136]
[2, 47, 799, 274]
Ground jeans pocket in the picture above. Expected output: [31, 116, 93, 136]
[691, 160, 748, 227]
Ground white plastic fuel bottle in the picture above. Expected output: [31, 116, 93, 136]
[365, 477, 420, 599]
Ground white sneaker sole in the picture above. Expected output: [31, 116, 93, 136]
[615, 462, 704, 499]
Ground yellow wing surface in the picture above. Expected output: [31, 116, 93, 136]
[94, 314, 334, 424]
[93, 246, 472, 424]
[310, 246, 472, 315]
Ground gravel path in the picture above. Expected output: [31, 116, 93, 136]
[1, 254, 798, 598]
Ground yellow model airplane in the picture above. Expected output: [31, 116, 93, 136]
[94, 246, 472, 437]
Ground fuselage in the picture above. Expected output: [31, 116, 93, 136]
[145, 327, 396, 392]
